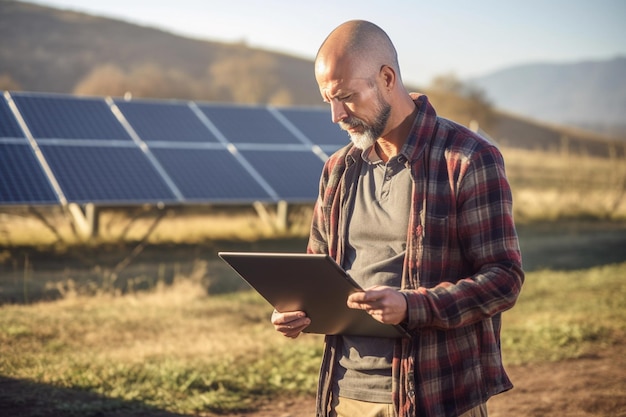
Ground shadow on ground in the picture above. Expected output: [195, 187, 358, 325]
[0, 376, 190, 417]
[517, 220, 626, 271]
[2, 222, 626, 305]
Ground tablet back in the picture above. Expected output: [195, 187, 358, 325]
[218, 252, 408, 338]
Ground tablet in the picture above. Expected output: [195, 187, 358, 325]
[218, 252, 409, 338]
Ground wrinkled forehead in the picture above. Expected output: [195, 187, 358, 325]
[317, 77, 374, 103]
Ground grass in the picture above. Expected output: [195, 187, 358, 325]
[0, 280, 324, 414]
[501, 147, 626, 222]
[501, 263, 626, 364]
[1, 262, 625, 415]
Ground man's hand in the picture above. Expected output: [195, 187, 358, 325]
[347, 285, 408, 325]
[271, 310, 311, 339]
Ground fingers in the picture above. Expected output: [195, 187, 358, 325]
[271, 310, 311, 339]
[346, 287, 386, 310]
[347, 287, 407, 325]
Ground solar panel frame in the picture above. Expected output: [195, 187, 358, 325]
[150, 147, 274, 203]
[238, 149, 323, 202]
[11, 92, 133, 141]
[114, 99, 221, 143]
[1, 91, 337, 207]
[198, 103, 303, 145]
[0, 143, 59, 204]
[276, 107, 349, 148]
[0, 95, 25, 139]
[39, 143, 178, 205]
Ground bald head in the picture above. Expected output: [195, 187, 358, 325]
[314, 20, 417, 154]
[316, 20, 400, 81]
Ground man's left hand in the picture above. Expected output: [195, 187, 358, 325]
[347, 285, 407, 325]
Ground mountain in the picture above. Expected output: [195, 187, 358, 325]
[1, 1, 623, 156]
[0, 0, 321, 105]
[468, 57, 626, 137]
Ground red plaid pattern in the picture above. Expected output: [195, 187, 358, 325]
[308, 95, 524, 417]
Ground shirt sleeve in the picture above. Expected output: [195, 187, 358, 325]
[402, 145, 524, 330]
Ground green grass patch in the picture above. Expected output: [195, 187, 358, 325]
[1, 263, 625, 414]
[501, 262, 626, 364]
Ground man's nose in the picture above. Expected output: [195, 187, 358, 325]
[330, 100, 348, 124]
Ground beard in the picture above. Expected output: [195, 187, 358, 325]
[339, 93, 391, 150]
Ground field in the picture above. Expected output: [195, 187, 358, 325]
[1, 145, 626, 416]
[1, 249, 625, 417]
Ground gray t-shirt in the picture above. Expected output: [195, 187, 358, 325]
[334, 147, 412, 403]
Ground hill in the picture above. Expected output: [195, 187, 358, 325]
[469, 57, 626, 137]
[487, 109, 625, 158]
[0, 0, 321, 105]
[1, 1, 624, 157]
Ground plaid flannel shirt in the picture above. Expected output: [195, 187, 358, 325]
[307, 94, 524, 417]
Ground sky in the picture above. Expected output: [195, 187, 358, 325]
[28, 0, 626, 87]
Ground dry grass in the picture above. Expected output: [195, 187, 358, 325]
[0, 275, 324, 414]
[1, 262, 624, 415]
[502, 146, 626, 222]
[8, 282, 291, 365]
[0, 204, 314, 248]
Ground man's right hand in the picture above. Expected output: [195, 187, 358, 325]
[271, 310, 311, 338]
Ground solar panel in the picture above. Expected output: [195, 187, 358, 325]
[115, 99, 220, 143]
[151, 148, 272, 202]
[238, 150, 323, 201]
[0, 95, 24, 138]
[11, 93, 132, 141]
[39, 144, 177, 204]
[277, 107, 348, 149]
[0, 143, 58, 204]
[198, 104, 301, 145]
[2, 91, 337, 206]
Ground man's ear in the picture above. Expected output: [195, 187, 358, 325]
[379, 65, 396, 90]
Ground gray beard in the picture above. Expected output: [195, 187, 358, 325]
[341, 100, 391, 150]
[339, 93, 391, 150]
[348, 131, 377, 150]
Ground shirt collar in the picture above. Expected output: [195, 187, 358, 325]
[360, 142, 412, 165]
[361, 145, 381, 164]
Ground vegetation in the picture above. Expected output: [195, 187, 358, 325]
[0, 262, 624, 414]
[0, 1, 319, 106]
[425, 73, 494, 129]
[72, 51, 295, 106]
[502, 263, 626, 364]
[501, 146, 626, 222]
[0, 280, 323, 414]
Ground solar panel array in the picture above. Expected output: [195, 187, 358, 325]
[0, 91, 349, 206]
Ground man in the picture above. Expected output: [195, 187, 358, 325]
[271, 20, 524, 417]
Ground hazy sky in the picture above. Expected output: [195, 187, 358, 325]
[29, 0, 626, 87]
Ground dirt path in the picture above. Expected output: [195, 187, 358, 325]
[242, 344, 626, 417]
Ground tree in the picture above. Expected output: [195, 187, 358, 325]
[74, 63, 213, 100]
[0, 73, 22, 91]
[425, 73, 493, 129]
[73, 64, 129, 97]
[208, 51, 291, 105]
